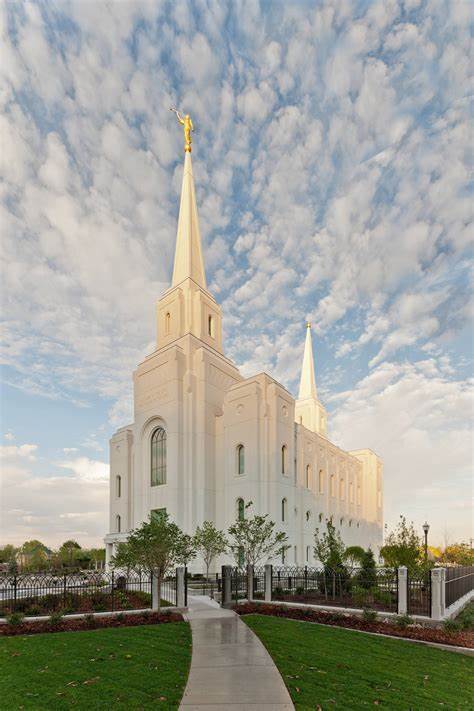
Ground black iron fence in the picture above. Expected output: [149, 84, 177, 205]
[231, 567, 248, 603]
[407, 571, 431, 616]
[445, 566, 474, 609]
[0, 570, 177, 616]
[186, 573, 221, 600]
[270, 566, 398, 613]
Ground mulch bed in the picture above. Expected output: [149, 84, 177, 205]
[0, 610, 184, 637]
[235, 602, 474, 649]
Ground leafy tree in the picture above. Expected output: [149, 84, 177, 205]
[0, 544, 17, 564]
[112, 511, 186, 611]
[357, 548, 377, 590]
[343, 545, 366, 568]
[59, 540, 82, 567]
[314, 518, 346, 571]
[227, 502, 289, 568]
[20, 540, 50, 571]
[193, 521, 227, 580]
[175, 534, 196, 568]
[439, 543, 474, 566]
[380, 516, 423, 573]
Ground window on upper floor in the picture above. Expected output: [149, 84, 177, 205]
[318, 469, 324, 494]
[236, 444, 245, 475]
[339, 478, 345, 500]
[116, 475, 121, 498]
[349, 482, 354, 503]
[281, 498, 287, 522]
[306, 545, 311, 562]
[151, 427, 167, 486]
[306, 510, 311, 522]
[208, 314, 215, 338]
[294, 545, 298, 563]
[330, 474, 336, 497]
[319, 512, 323, 523]
[305, 464, 311, 489]
[357, 485, 361, 505]
[165, 312, 171, 335]
[116, 514, 121, 533]
[237, 498, 245, 521]
[281, 445, 288, 475]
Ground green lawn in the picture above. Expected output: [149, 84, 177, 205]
[0, 622, 191, 709]
[244, 614, 473, 710]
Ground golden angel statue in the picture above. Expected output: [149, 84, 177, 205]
[170, 106, 194, 152]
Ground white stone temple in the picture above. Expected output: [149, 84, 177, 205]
[105, 147, 383, 569]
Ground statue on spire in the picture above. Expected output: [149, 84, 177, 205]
[170, 106, 194, 152]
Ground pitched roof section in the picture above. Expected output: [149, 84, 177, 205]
[298, 322, 318, 400]
[171, 151, 207, 289]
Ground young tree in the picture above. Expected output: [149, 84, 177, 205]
[314, 518, 346, 571]
[59, 540, 82, 567]
[343, 545, 366, 569]
[175, 534, 196, 568]
[193, 522, 227, 580]
[439, 543, 474, 566]
[380, 516, 423, 573]
[112, 511, 186, 611]
[227, 503, 289, 568]
[357, 548, 377, 590]
[0, 544, 17, 564]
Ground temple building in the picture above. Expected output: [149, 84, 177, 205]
[105, 144, 383, 569]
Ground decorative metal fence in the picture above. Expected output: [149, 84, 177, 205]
[252, 568, 265, 599]
[0, 570, 177, 616]
[186, 573, 221, 600]
[407, 571, 431, 616]
[445, 566, 474, 609]
[270, 566, 398, 612]
[231, 567, 248, 603]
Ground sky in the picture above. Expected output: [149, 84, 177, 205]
[0, 0, 472, 550]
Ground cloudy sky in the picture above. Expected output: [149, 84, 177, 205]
[1, 0, 472, 549]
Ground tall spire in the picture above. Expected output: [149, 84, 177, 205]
[171, 151, 207, 289]
[298, 322, 317, 400]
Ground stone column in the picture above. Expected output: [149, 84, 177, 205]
[431, 567, 446, 620]
[247, 564, 254, 602]
[221, 565, 233, 608]
[176, 567, 186, 608]
[398, 566, 407, 615]
[264, 564, 273, 602]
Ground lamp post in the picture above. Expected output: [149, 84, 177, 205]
[422, 522, 430, 563]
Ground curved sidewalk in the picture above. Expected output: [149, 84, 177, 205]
[179, 595, 294, 710]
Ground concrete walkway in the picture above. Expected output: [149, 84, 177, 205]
[179, 595, 294, 710]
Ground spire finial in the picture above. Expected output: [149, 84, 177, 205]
[298, 321, 317, 400]
[306, 321, 311, 329]
[170, 106, 194, 152]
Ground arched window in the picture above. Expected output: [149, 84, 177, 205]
[318, 469, 324, 494]
[340, 517, 344, 526]
[237, 498, 245, 521]
[116, 514, 121, 533]
[306, 545, 311, 562]
[318, 512, 323, 523]
[281, 498, 287, 522]
[306, 464, 311, 489]
[339, 478, 345, 500]
[151, 427, 167, 486]
[294, 546, 298, 563]
[116, 475, 121, 498]
[281, 445, 288, 474]
[306, 510, 311, 522]
[330, 474, 335, 497]
[349, 519, 352, 527]
[208, 314, 215, 338]
[165, 312, 171, 335]
[349, 482, 354, 503]
[357, 485, 361, 505]
[237, 444, 245, 475]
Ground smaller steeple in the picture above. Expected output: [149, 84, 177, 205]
[295, 322, 327, 436]
[298, 322, 317, 400]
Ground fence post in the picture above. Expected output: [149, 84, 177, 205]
[397, 566, 407, 615]
[151, 571, 159, 611]
[13, 574, 17, 613]
[247, 564, 254, 602]
[221, 565, 232, 608]
[264, 564, 272, 602]
[431, 567, 445, 620]
[63, 574, 67, 608]
[176, 567, 186, 608]
[111, 570, 115, 612]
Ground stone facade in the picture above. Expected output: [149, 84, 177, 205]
[105, 151, 383, 569]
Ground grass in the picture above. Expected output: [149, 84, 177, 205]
[244, 614, 473, 710]
[0, 622, 191, 709]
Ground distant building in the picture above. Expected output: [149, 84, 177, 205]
[105, 147, 383, 569]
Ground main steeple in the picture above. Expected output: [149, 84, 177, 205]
[171, 152, 207, 289]
[295, 323, 328, 436]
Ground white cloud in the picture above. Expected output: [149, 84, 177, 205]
[0, 444, 38, 461]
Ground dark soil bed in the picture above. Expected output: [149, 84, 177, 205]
[235, 602, 474, 648]
[0, 610, 183, 636]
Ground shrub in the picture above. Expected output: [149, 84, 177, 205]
[6, 612, 25, 627]
[351, 585, 367, 607]
[373, 588, 392, 607]
[295, 586, 305, 595]
[274, 586, 284, 596]
[84, 613, 96, 628]
[114, 612, 125, 622]
[394, 614, 413, 629]
[48, 610, 65, 627]
[362, 607, 378, 623]
[443, 619, 460, 635]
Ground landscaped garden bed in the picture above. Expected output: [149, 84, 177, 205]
[236, 602, 474, 648]
[0, 589, 154, 617]
[0, 621, 191, 708]
[0, 609, 183, 636]
[243, 614, 473, 710]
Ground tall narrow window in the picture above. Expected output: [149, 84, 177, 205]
[330, 474, 335, 497]
[318, 469, 324, 494]
[339, 478, 345, 500]
[357, 485, 361, 505]
[349, 482, 354, 503]
[281, 548, 286, 564]
[281, 498, 287, 522]
[306, 545, 311, 562]
[116, 475, 121, 498]
[281, 445, 288, 474]
[294, 546, 298, 563]
[116, 514, 121, 533]
[208, 314, 215, 338]
[306, 464, 311, 489]
[237, 498, 245, 521]
[165, 312, 171, 335]
[151, 427, 167, 486]
[237, 444, 245, 475]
